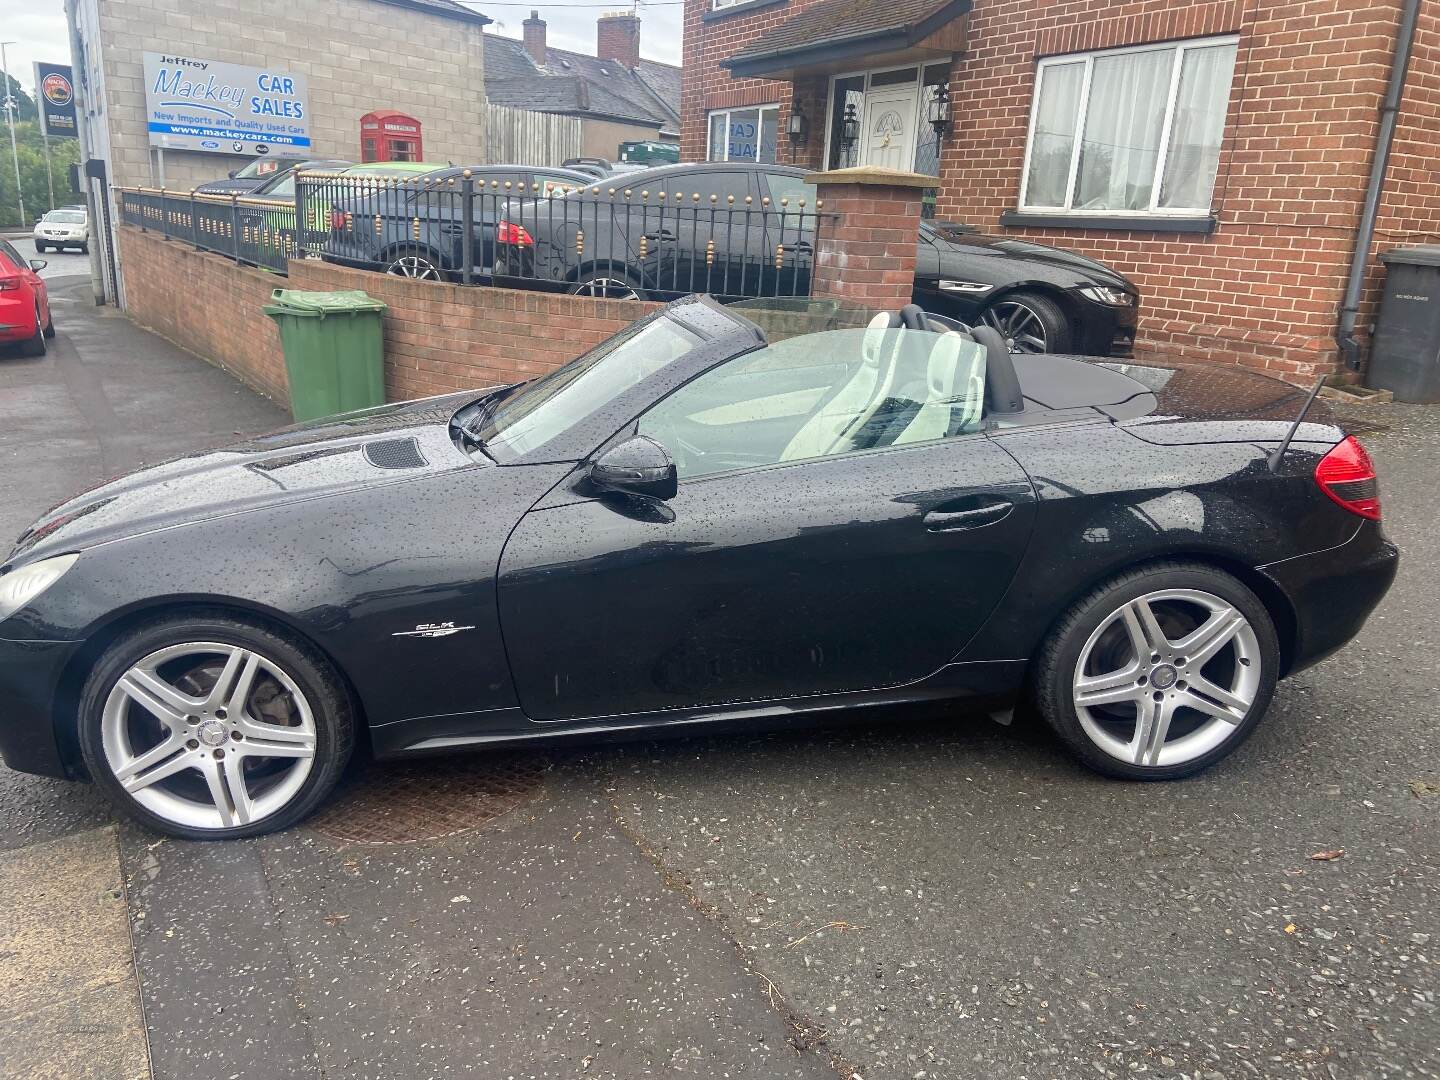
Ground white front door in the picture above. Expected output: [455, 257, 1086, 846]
[861, 85, 920, 170]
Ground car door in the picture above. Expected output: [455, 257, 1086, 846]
[496, 322, 1037, 722]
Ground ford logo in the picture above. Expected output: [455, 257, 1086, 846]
[200, 140, 220, 148]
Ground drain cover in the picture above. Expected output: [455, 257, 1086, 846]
[307, 752, 545, 845]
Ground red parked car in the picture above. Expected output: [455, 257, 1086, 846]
[0, 238, 53, 358]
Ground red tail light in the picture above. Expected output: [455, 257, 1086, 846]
[329, 209, 347, 231]
[496, 221, 533, 247]
[1316, 435, 1381, 520]
[0, 276, 20, 292]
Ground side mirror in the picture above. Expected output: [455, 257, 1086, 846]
[589, 435, 677, 501]
[29, 259, 47, 271]
[228, 169, 239, 178]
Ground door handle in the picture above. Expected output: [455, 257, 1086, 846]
[793, 241, 813, 254]
[922, 500, 1013, 532]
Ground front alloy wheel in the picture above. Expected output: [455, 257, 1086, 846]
[1033, 563, 1279, 780]
[980, 291, 1070, 354]
[81, 617, 352, 838]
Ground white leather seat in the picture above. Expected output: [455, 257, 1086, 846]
[891, 332, 986, 445]
[779, 312, 903, 462]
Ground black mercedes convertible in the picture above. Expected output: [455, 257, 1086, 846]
[0, 297, 1397, 839]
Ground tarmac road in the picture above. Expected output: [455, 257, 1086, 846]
[0, 286, 1434, 1079]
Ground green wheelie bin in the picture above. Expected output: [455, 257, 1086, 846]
[262, 289, 388, 421]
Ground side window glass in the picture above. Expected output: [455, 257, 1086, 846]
[637, 326, 988, 480]
[678, 171, 751, 205]
[762, 171, 808, 209]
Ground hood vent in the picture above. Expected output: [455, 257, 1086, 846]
[364, 437, 428, 470]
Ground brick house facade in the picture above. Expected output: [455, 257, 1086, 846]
[681, 0, 1440, 379]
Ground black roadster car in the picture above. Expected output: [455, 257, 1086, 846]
[0, 297, 1396, 839]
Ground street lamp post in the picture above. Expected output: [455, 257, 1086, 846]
[0, 41, 25, 226]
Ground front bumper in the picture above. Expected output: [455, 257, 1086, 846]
[0, 635, 81, 779]
[1070, 290, 1139, 358]
[1260, 521, 1399, 675]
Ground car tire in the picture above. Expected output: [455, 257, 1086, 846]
[77, 613, 355, 840]
[19, 307, 47, 357]
[981, 291, 1071, 354]
[34, 241, 47, 253]
[43, 309, 55, 338]
[1032, 561, 1279, 781]
[384, 249, 446, 281]
[568, 268, 646, 301]
[79, 244, 89, 255]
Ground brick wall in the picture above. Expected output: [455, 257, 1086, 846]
[117, 225, 659, 407]
[93, 0, 489, 193]
[683, 0, 1433, 379]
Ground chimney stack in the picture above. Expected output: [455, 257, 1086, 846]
[523, 10, 547, 66]
[596, 10, 641, 69]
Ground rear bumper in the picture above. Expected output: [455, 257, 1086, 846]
[0, 635, 80, 779]
[0, 294, 39, 341]
[1260, 521, 1399, 675]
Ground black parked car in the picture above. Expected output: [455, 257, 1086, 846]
[193, 156, 340, 196]
[322, 165, 596, 280]
[0, 295, 1396, 839]
[498, 162, 1139, 356]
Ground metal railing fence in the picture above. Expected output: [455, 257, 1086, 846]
[118, 171, 836, 302]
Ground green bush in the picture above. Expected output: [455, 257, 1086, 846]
[0, 120, 82, 229]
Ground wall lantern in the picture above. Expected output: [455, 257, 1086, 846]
[926, 84, 950, 136]
[839, 103, 860, 152]
[787, 107, 807, 144]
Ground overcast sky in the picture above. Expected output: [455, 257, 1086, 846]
[1, 0, 681, 100]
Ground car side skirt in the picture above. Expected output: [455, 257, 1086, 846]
[370, 658, 1030, 758]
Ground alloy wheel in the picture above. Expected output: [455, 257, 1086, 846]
[572, 276, 641, 300]
[387, 255, 442, 280]
[981, 301, 1049, 353]
[1072, 589, 1261, 768]
[100, 642, 317, 830]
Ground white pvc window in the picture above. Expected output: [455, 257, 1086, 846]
[711, 0, 749, 9]
[1019, 37, 1239, 216]
[707, 106, 780, 164]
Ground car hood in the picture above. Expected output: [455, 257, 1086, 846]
[7, 390, 491, 565]
[926, 224, 1137, 292]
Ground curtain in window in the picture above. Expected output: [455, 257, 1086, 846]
[1159, 43, 1238, 208]
[1023, 61, 1084, 207]
[1075, 49, 1174, 211]
[708, 113, 726, 161]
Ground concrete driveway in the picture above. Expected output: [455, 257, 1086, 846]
[1, 289, 1435, 1079]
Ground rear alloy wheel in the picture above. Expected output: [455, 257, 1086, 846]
[980, 291, 1070, 354]
[1033, 563, 1279, 780]
[79, 616, 353, 839]
[569, 270, 644, 300]
[386, 253, 443, 280]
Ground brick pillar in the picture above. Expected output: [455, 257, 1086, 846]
[805, 166, 931, 310]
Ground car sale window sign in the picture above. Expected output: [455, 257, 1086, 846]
[142, 52, 310, 157]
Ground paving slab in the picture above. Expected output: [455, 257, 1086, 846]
[0, 826, 149, 1080]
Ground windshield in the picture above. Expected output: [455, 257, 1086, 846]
[44, 211, 86, 224]
[470, 315, 703, 459]
[234, 159, 283, 180]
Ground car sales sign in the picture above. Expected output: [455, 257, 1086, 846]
[142, 52, 310, 156]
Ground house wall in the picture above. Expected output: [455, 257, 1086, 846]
[683, 0, 1435, 378]
[90, 0, 489, 193]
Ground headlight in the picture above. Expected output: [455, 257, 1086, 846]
[938, 280, 994, 294]
[1078, 285, 1134, 306]
[0, 553, 80, 623]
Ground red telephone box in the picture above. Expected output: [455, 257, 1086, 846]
[359, 110, 424, 163]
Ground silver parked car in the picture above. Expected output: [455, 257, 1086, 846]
[33, 209, 89, 254]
